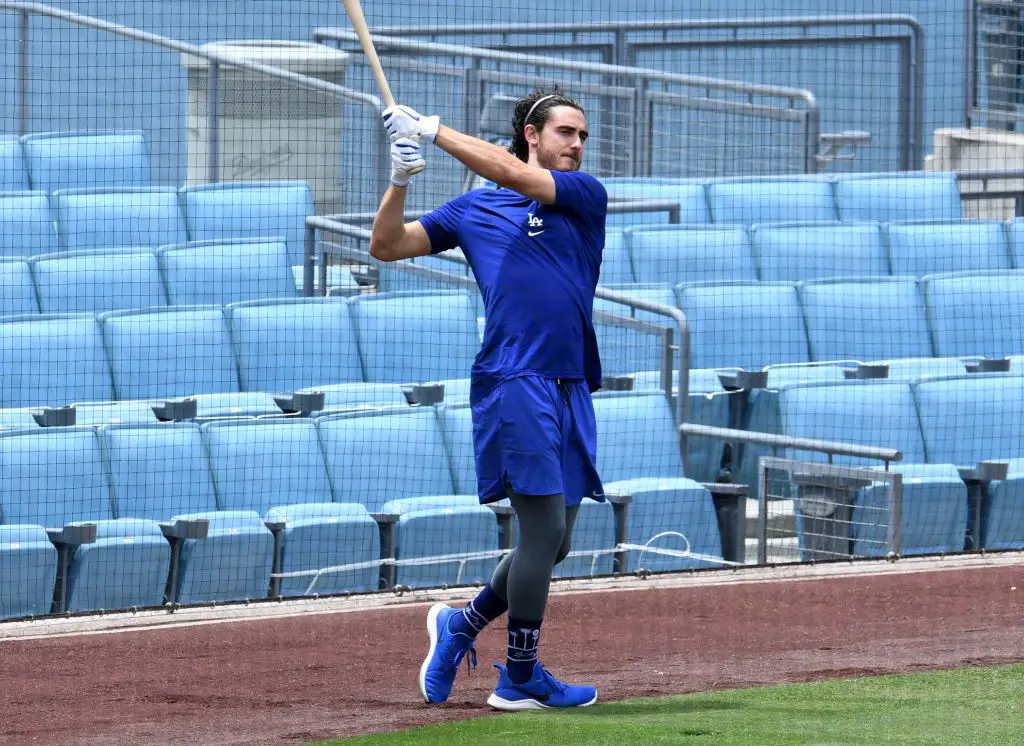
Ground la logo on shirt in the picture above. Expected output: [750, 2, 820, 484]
[527, 212, 545, 236]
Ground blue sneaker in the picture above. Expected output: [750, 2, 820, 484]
[486, 662, 598, 711]
[418, 602, 477, 704]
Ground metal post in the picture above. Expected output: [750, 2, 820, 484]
[911, 19, 926, 168]
[304, 224, 316, 297]
[18, 10, 29, 135]
[888, 473, 903, 557]
[898, 37, 913, 171]
[206, 61, 220, 183]
[803, 94, 822, 174]
[660, 326, 674, 416]
[965, 0, 976, 127]
[757, 463, 768, 565]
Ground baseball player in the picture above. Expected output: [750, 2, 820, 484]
[370, 88, 607, 711]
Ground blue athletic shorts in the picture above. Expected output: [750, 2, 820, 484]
[470, 375, 604, 507]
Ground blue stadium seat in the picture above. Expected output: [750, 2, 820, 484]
[708, 177, 838, 225]
[875, 356, 976, 382]
[376, 251, 474, 295]
[0, 191, 56, 258]
[593, 392, 686, 482]
[799, 278, 934, 363]
[599, 230, 634, 285]
[0, 426, 171, 612]
[751, 221, 888, 282]
[625, 225, 756, 285]
[158, 238, 296, 305]
[883, 220, 1011, 277]
[306, 382, 409, 412]
[31, 249, 166, 313]
[54, 187, 186, 252]
[835, 173, 962, 223]
[99, 305, 239, 400]
[0, 408, 39, 430]
[201, 418, 380, 596]
[380, 496, 500, 589]
[225, 298, 362, 393]
[350, 291, 479, 384]
[437, 404, 476, 496]
[265, 502, 381, 596]
[20, 131, 152, 192]
[0, 136, 29, 190]
[0, 524, 57, 619]
[99, 422, 274, 604]
[553, 500, 616, 578]
[316, 408, 455, 512]
[190, 392, 282, 418]
[71, 399, 160, 426]
[601, 178, 711, 226]
[1006, 218, 1024, 268]
[777, 381, 968, 557]
[181, 181, 313, 267]
[428, 378, 471, 404]
[0, 258, 38, 314]
[594, 283, 679, 377]
[0, 314, 114, 408]
[676, 281, 809, 369]
[65, 518, 171, 612]
[913, 374, 1024, 550]
[922, 271, 1024, 359]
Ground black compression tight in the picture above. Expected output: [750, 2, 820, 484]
[489, 491, 579, 621]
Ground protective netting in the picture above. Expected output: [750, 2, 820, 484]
[0, 0, 1022, 623]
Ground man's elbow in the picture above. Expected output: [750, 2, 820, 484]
[369, 237, 398, 262]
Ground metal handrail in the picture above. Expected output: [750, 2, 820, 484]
[3, 0, 384, 185]
[679, 423, 902, 466]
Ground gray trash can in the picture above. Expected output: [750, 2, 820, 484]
[183, 41, 351, 213]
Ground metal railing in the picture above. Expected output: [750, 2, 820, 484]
[313, 27, 823, 185]
[367, 15, 926, 171]
[1, 0, 389, 198]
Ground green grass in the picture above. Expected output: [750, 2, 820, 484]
[320, 664, 1024, 745]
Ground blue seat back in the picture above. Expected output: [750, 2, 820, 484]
[751, 221, 888, 282]
[1007, 218, 1024, 268]
[913, 374, 1024, 464]
[100, 423, 218, 520]
[884, 220, 1011, 277]
[799, 278, 933, 362]
[0, 523, 57, 619]
[0, 137, 28, 190]
[20, 131, 151, 192]
[376, 253, 474, 296]
[316, 408, 455, 511]
[778, 380, 928, 466]
[593, 283, 678, 376]
[202, 419, 334, 515]
[835, 173, 962, 223]
[0, 314, 114, 407]
[922, 271, 1024, 359]
[708, 177, 837, 225]
[351, 291, 479, 384]
[599, 230, 634, 285]
[438, 404, 476, 495]
[601, 178, 711, 225]
[100, 305, 240, 399]
[159, 238, 295, 305]
[0, 427, 114, 525]
[626, 225, 755, 284]
[54, 187, 186, 252]
[31, 249, 166, 313]
[0, 258, 38, 314]
[677, 281, 809, 369]
[226, 298, 362, 392]
[0, 191, 56, 258]
[181, 181, 313, 266]
[593, 392, 684, 482]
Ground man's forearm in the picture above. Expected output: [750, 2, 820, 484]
[433, 125, 527, 191]
[370, 185, 408, 258]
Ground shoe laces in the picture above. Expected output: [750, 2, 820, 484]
[537, 664, 567, 694]
[447, 635, 478, 676]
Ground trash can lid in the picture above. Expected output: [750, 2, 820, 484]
[183, 40, 350, 74]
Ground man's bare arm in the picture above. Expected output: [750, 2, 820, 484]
[433, 126, 556, 205]
[369, 184, 432, 262]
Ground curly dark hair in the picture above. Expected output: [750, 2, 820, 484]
[508, 87, 584, 163]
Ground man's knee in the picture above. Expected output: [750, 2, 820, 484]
[554, 536, 572, 565]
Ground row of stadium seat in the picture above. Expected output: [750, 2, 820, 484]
[0, 393, 718, 618]
[601, 219, 1024, 286]
[0, 292, 482, 409]
[597, 273, 1024, 377]
[602, 172, 962, 226]
[0, 182, 312, 265]
[0, 241, 358, 315]
[1, 132, 152, 193]
[766, 374, 1024, 558]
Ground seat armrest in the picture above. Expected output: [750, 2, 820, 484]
[160, 518, 210, 541]
[401, 383, 445, 406]
[717, 369, 768, 392]
[274, 391, 326, 415]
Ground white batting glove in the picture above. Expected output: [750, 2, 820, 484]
[382, 104, 440, 144]
[390, 137, 426, 188]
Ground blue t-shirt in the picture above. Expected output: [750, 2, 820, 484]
[419, 169, 608, 393]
